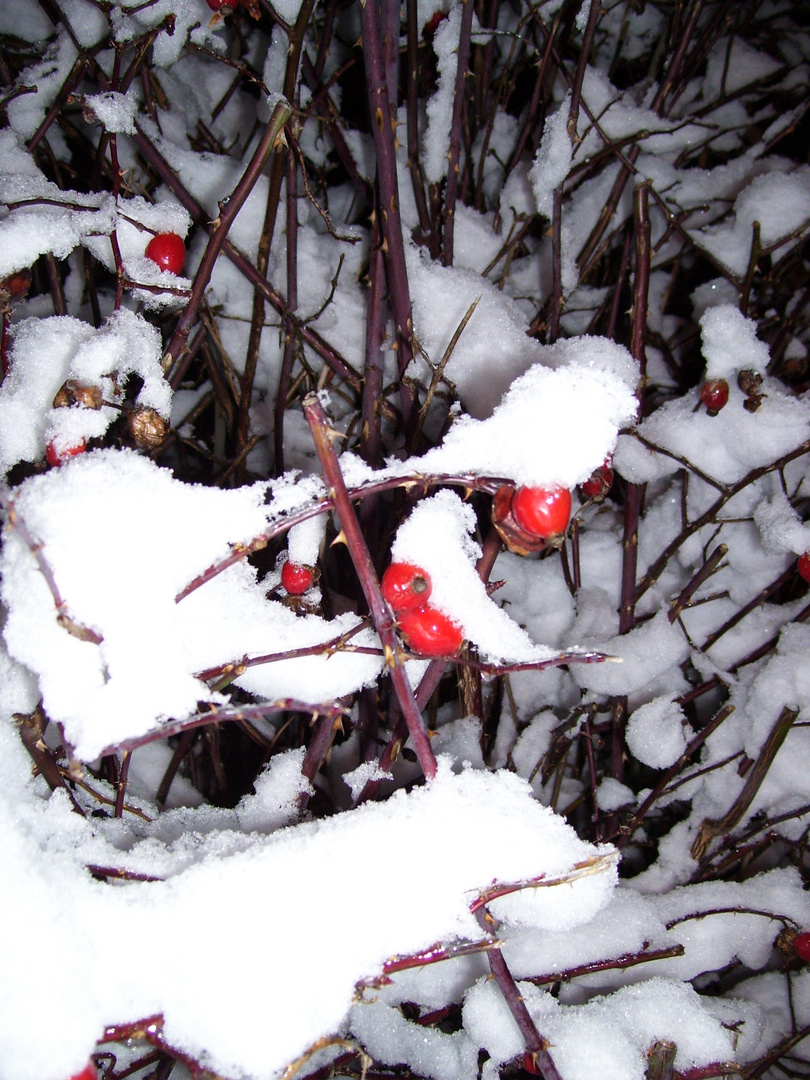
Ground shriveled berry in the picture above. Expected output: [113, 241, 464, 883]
[128, 406, 167, 450]
[582, 462, 614, 500]
[46, 439, 86, 467]
[511, 486, 571, 540]
[381, 562, 432, 613]
[798, 552, 810, 584]
[53, 380, 103, 410]
[700, 378, 729, 416]
[794, 932, 810, 961]
[281, 560, 315, 595]
[145, 232, 186, 275]
[398, 605, 463, 656]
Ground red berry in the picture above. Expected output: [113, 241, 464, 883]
[423, 11, 447, 37]
[798, 553, 810, 584]
[46, 438, 86, 466]
[381, 563, 432, 613]
[511, 486, 571, 540]
[794, 932, 810, 961]
[582, 462, 614, 500]
[700, 378, 729, 415]
[398, 605, 463, 656]
[145, 233, 186, 275]
[69, 1063, 97, 1080]
[281, 560, 315, 595]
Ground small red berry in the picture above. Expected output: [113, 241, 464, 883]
[511, 486, 571, 540]
[46, 439, 86, 467]
[794, 932, 810, 961]
[398, 605, 463, 656]
[423, 10, 447, 37]
[145, 233, 186, 275]
[381, 563, 432, 613]
[798, 553, 810, 584]
[281, 560, 315, 595]
[69, 1063, 97, 1080]
[582, 461, 614, 500]
[522, 1053, 542, 1076]
[700, 378, 729, 416]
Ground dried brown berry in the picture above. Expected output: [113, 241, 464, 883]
[737, 369, 763, 395]
[128, 406, 168, 450]
[53, 380, 103, 410]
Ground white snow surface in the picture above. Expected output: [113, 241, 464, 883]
[0, 751, 616, 1080]
[0, 451, 382, 760]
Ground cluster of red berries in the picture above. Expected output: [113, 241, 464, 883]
[145, 232, 186, 275]
[381, 563, 463, 656]
[798, 553, 810, 584]
[492, 484, 572, 555]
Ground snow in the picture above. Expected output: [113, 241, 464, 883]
[625, 697, 688, 770]
[422, 7, 463, 184]
[83, 89, 140, 134]
[529, 94, 573, 219]
[0, 756, 614, 1080]
[0, 311, 171, 470]
[4, 2, 810, 1079]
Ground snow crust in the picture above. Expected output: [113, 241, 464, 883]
[0, 754, 614, 1080]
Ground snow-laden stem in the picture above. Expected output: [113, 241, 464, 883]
[634, 441, 810, 604]
[273, 120, 300, 475]
[668, 543, 728, 624]
[567, 0, 602, 141]
[301, 54, 372, 203]
[646, 1040, 676, 1080]
[360, 0, 416, 422]
[504, 8, 559, 178]
[361, 215, 386, 470]
[405, 0, 435, 250]
[133, 126, 362, 392]
[240, 0, 316, 470]
[523, 943, 686, 987]
[16, 708, 86, 815]
[691, 706, 799, 862]
[26, 55, 88, 154]
[473, 907, 564, 1080]
[158, 98, 292, 375]
[302, 394, 438, 780]
[441, 0, 475, 267]
[615, 703, 735, 847]
[577, 0, 706, 275]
